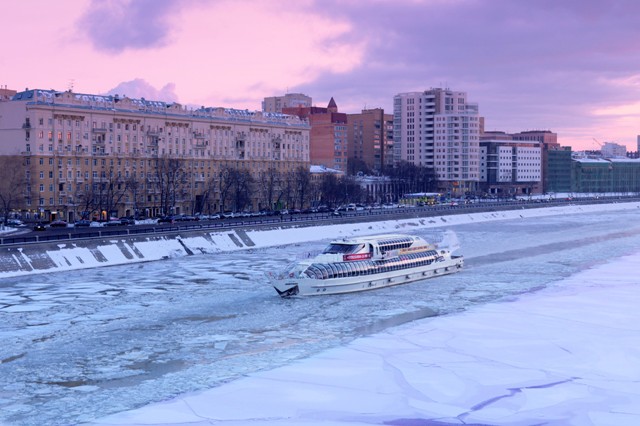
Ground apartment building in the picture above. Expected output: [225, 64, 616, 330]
[0, 89, 310, 221]
[262, 93, 312, 113]
[347, 108, 393, 173]
[393, 88, 480, 195]
[282, 98, 348, 172]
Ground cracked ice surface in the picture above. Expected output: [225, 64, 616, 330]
[93, 250, 640, 426]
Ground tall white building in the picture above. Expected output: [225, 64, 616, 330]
[393, 88, 480, 194]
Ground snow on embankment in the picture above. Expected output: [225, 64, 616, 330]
[0, 202, 638, 278]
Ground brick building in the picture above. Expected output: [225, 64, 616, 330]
[282, 98, 348, 172]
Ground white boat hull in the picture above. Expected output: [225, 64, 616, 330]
[270, 255, 463, 296]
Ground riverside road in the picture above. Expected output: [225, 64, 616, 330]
[2, 195, 636, 246]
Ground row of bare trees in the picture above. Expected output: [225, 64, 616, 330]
[0, 155, 439, 221]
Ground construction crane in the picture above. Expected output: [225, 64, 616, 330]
[593, 138, 603, 148]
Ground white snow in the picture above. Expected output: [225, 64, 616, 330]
[88, 202, 640, 426]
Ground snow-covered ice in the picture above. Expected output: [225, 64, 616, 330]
[90, 249, 640, 425]
[1, 202, 640, 425]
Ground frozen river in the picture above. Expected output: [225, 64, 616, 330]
[2, 207, 640, 425]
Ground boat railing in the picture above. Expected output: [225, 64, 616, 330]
[296, 250, 322, 260]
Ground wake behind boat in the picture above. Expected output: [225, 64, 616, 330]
[267, 233, 463, 297]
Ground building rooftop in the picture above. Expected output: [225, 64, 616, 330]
[11, 89, 309, 128]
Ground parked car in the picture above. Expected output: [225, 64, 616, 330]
[157, 216, 176, 223]
[119, 217, 135, 225]
[103, 219, 123, 226]
[5, 219, 26, 227]
[74, 219, 92, 227]
[49, 220, 68, 228]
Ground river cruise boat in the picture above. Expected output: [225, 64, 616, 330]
[267, 234, 463, 297]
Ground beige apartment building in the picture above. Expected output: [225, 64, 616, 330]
[0, 89, 310, 221]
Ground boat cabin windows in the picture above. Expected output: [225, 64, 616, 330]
[377, 237, 414, 254]
[323, 243, 367, 255]
[302, 250, 441, 280]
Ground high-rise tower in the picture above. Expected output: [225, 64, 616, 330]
[393, 88, 480, 194]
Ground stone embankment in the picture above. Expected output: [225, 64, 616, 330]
[0, 201, 638, 278]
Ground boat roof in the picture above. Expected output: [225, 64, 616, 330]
[331, 234, 420, 245]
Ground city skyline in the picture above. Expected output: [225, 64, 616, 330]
[2, 0, 640, 151]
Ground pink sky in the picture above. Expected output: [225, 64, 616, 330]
[2, 0, 639, 151]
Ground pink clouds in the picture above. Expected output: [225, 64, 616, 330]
[105, 79, 178, 103]
[1, 0, 640, 150]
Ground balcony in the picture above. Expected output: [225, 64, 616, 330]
[92, 127, 107, 133]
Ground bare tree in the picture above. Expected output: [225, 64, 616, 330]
[125, 174, 145, 218]
[293, 166, 312, 209]
[196, 174, 217, 215]
[258, 167, 281, 211]
[0, 157, 27, 223]
[231, 167, 254, 212]
[319, 173, 340, 208]
[154, 156, 188, 215]
[73, 181, 96, 219]
[218, 165, 235, 213]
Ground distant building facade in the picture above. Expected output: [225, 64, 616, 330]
[479, 133, 543, 196]
[283, 98, 348, 172]
[511, 130, 558, 146]
[545, 146, 572, 193]
[601, 142, 627, 158]
[347, 108, 393, 173]
[262, 93, 312, 113]
[571, 156, 640, 193]
[393, 88, 480, 195]
[0, 86, 16, 101]
[0, 89, 310, 220]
